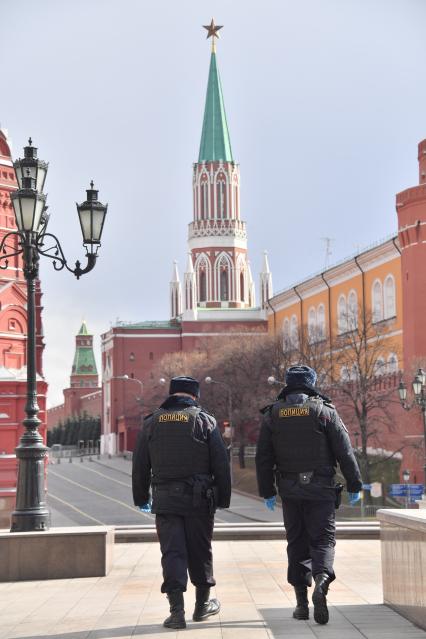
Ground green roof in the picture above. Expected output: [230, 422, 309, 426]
[72, 347, 97, 376]
[198, 52, 233, 163]
[115, 320, 180, 330]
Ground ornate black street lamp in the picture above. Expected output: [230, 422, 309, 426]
[5, 139, 107, 533]
[398, 368, 426, 489]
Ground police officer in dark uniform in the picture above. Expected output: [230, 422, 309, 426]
[255, 365, 362, 625]
[132, 376, 231, 630]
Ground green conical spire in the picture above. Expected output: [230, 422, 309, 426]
[198, 51, 233, 163]
[78, 320, 89, 336]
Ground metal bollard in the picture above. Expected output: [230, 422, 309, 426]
[69, 457, 72, 463]
[57, 458, 61, 464]
[89, 456, 93, 462]
[80, 456, 84, 463]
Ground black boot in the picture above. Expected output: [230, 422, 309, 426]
[163, 590, 186, 629]
[192, 587, 220, 622]
[292, 585, 309, 620]
[312, 573, 331, 625]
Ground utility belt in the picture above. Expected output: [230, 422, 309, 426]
[152, 480, 218, 514]
[277, 470, 343, 509]
[277, 470, 333, 484]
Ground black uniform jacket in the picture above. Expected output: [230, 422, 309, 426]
[132, 395, 231, 515]
[256, 391, 362, 500]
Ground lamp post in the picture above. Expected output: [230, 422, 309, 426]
[398, 368, 426, 491]
[402, 468, 410, 508]
[113, 375, 143, 403]
[204, 376, 233, 484]
[7, 139, 107, 533]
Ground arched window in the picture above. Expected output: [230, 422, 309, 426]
[283, 318, 290, 351]
[240, 272, 244, 302]
[384, 275, 396, 319]
[220, 269, 228, 300]
[215, 253, 232, 302]
[348, 290, 358, 329]
[199, 271, 206, 302]
[338, 294, 347, 334]
[200, 180, 208, 220]
[317, 304, 326, 339]
[290, 315, 299, 349]
[387, 353, 398, 374]
[374, 357, 386, 376]
[372, 280, 383, 323]
[350, 364, 359, 381]
[196, 254, 211, 303]
[340, 366, 350, 381]
[308, 307, 316, 343]
[216, 176, 227, 218]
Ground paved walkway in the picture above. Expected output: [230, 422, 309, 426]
[0, 539, 424, 639]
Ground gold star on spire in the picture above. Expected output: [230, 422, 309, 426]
[203, 18, 223, 53]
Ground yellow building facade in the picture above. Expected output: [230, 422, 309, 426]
[267, 237, 402, 380]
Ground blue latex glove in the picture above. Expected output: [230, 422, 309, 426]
[139, 501, 152, 513]
[264, 496, 276, 511]
[348, 492, 361, 505]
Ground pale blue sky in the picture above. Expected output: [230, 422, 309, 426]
[2, 0, 426, 405]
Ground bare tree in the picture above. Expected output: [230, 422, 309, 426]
[328, 310, 402, 491]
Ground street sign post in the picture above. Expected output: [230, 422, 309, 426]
[388, 484, 424, 501]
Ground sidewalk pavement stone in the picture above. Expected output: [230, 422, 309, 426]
[0, 540, 424, 638]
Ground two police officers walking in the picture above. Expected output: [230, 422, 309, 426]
[132, 376, 231, 629]
[256, 365, 362, 625]
[132, 367, 361, 629]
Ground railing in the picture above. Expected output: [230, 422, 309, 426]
[48, 444, 100, 462]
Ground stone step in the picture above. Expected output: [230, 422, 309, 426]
[114, 521, 380, 542]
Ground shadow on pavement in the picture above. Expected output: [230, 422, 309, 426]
[259, 604, 426, 638]
[9, 619, 268, 639]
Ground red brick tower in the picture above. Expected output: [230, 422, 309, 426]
[63, 321, 99, 416]
[396, 139, 426, 373]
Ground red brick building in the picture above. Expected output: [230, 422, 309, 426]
[0, 129, 47, 525]
[47, 321, 101, 429]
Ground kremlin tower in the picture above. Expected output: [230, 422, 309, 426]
[47, 321, 101, 428]
[170, 20, 272, 319]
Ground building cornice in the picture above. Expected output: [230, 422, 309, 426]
[270, 237, 399, 312]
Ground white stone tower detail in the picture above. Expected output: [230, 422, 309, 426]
[247, 261, 256, 308]
[170, 260, 182, 319]
[184, 252, 197, 318]
[260, 251, 273, 309]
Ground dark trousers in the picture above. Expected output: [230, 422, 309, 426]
[156, 513, 216, 593]
[281, 498, 336, 587]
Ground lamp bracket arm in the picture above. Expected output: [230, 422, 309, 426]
[0, 231, 24, 270]
[36, 232, 68, 272]
[36, 232, 97, 280]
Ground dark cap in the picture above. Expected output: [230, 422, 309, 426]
[285, 365, 317, 388]
[169, 376, 200, 398]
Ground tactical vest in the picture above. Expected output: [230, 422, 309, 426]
[148, 407, 210, 480]
[270, 398, 335, 473]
